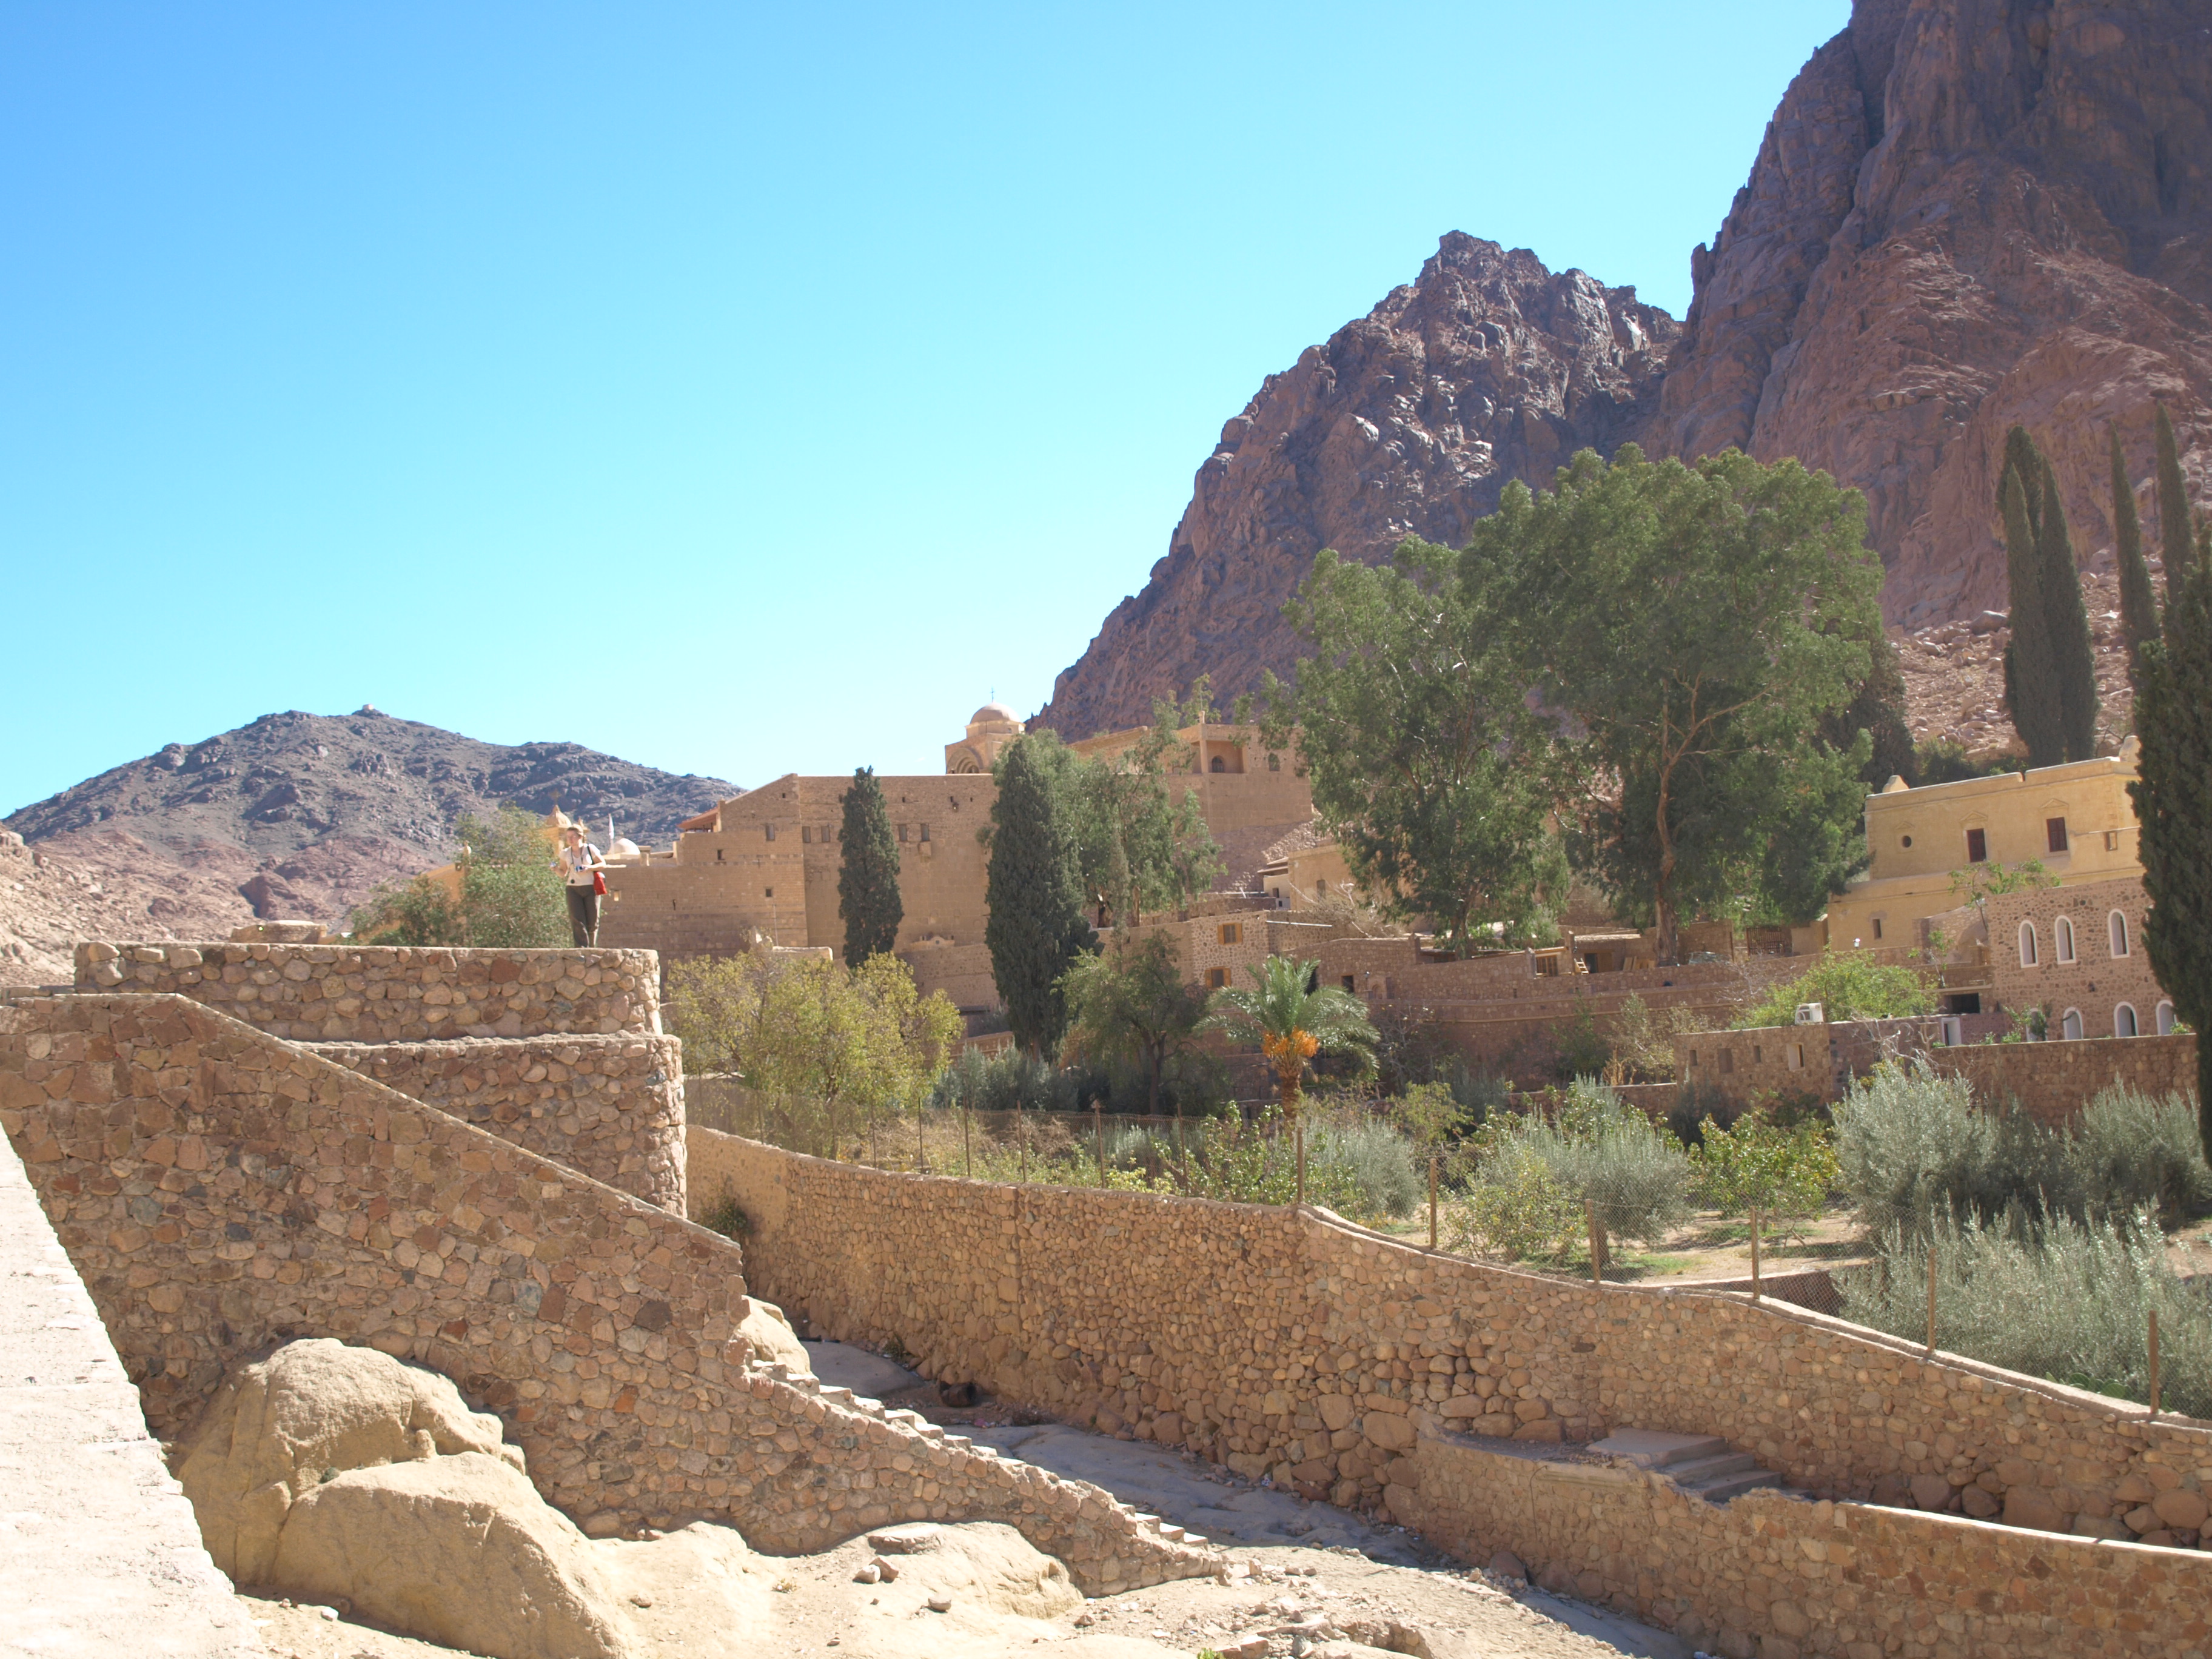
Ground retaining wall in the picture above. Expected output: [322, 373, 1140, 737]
[75, 941, 662, 1043]
[1399, 1428, 2212, 1659]
[689, 1129, 2212, 1653]
[307, 1034, 686, 1214]
[0, 994, 1212, 1594]
[1930, 1033, 2200, 1124]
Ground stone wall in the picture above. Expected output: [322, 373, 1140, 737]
[1930, 1033, 2201, 1125]
[691, 1130, 2212, 1547]
[307, 1034, 686, 1214]
[1396, 1426, 2212, 1659]
[0, 994, 1213, 1595]
[75, 941, 662, 1043]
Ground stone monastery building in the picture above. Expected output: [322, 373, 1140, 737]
[596, 704, 1316, 1013]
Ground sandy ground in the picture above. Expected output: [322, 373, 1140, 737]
[233, 1342, 1694, 1659]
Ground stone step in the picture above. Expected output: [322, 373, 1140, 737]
[1687, 1468, 1786, 1503]
[1664, 1452, 1760, 1484]
[1590, 1429, 1783, 1504]
[1587, 1429, 1731, 1470]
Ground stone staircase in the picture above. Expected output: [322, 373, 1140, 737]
[1589, 1429, 1785, 1504]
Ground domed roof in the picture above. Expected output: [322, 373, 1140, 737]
[611, 837, 642, 857]
[969, 702, 1019, 728]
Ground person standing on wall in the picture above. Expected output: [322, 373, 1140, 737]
[553, 823, 607, 947]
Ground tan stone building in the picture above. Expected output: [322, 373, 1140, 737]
[1982, 874, 2173, 1041]
[597, 708, 1315, 1013]
[1825, 748, 2144, 954]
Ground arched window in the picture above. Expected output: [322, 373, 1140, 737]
[2060, 1008, 2083, 1041]
[2054, 916, 2076, 963]
[2019, 922, 2039, 967]
[1209, 755, 1227, 773]
[1267, 752, 1281, 772]
[2158, 1000, 2177, 1036]
[2115, 1003, 2140, 1039]
[2109, 910, 2131, 957]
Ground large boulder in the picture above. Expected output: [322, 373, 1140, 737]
[175, 1339, 647, 1659]
[273, 1453, 638, 1659]
[736, 1296, 811, 1375]
[865, 1521, 1083, 1619]
[177, 1337, 521, 1583]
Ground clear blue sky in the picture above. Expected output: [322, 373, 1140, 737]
[4, 2, 1848, 817]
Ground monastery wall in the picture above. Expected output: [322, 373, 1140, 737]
[74, 941, 660, 1043]
[0, 993, 1213, 1594]
[691, 1131, 2212, 1657]
[307, 1033, 686, 1214]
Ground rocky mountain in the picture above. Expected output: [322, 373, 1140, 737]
[1040, 0, 2212, 736]
[1, 708, 737, 962]
[1651, 0, 2212, 626]
[1033, 234, 1677, 737]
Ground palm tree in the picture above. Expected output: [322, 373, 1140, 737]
[1204, 954, 1378, 1205]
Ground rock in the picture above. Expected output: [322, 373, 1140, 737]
[272, 1454, 640, 1659]
[1034, 233, 1677, 737]
[926, 1597, 953, 1614]
[1961, 1484, 2000, 1518]
[1488, 1549, 1529, 1582]
[2154, 1488, 2211, 1530]
[1651, 0, 2212, 628]
[177, 1338, 523, 1583]
[2003, 1486, 2069, 1533]
[853, 1563, 881, 1584]
[1908, 1473, 1954, 1511]
[736, 1299, 811, 1376]
[1216, 1636, 1270, 1659]
[859, 1523, 1079, 1618]
[1972, 611, 2010, 636]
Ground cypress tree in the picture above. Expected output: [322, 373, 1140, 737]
[2130, 521, 2212, 1156]
[2113, 424, 2160, 665]
[1999, 429, 2064, 766]
[984, 736, 1093, 1054]
[2154, 403, 2193, 600]
[836, 766, 902, 967]
[2036, 457, 2101, 761]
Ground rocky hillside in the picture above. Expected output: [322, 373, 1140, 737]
[1651, 0, 2212, 626]
[2, 708, 737, 968]
[1040, 0, 2211, 736]
[1033, 234, 1677, 737]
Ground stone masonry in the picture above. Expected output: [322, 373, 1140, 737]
[0, 993, 1215, 1596]
[75, 941, 662, 1044]
[307, 1035, 685, 1215]
[692, 1130, 2212, 1655]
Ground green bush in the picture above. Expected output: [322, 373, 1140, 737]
[1839, 1209, 2212, 1416]
[1307, 1112, 1421, 1220]
[1690, 1112, 1838, 1232]
[1834, 1064, 2212, 1235]
[1737, 951, 1933, 1029]
[1450, 1079, 1693, 1261]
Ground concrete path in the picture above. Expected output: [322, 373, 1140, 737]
[0, 1130, 264, 1658]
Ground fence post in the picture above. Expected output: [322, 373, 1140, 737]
[1295, 1116, 1307, 1208]
[1094, 1102, 1105, 1186]
[1429, 1154, 1439, 1250]
[2150, 1309, 2162, 1418]
[1926, 1252, 1939, 1356]
[1751, 1207, 1763, 1301]
[1586, 1199, 1603, 1286]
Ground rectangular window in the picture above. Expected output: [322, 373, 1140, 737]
[1872, 917, 1884, 941]
[897, 823, 909, 842]
[1788, 1043, 1804, 1071]
[1205, 967, 1230, 990]
[1341, 974, 1356, 992]
[1219, 922, 1241, 945]
[2047, 817, 2069, 853]
[801, 825, 813, 843]
[1752, 1045, 1763, 1065]
[1720, 1048, 1735, 1074]
[919, 823, 931, 843]
[764, 886, 774, 899]
[763, 823, 776, 842]
[2105, 830, 2121, 851]
[1966, 827, 1988, 863]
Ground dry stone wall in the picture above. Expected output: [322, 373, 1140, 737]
[692, 1133, 2212, 1557]
[75, 941, 662, 1043]
[1399, 1427, 2212, 1659]
[0, 994, 1213, 1595]
[1931, 1033, 2200, 1125]
[307, 1034, 685, 1215]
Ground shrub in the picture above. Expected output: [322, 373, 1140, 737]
[1451, 1079, 1693, 1260]
[2068, 1085, 2212, 1225]
[1666, 1076, 1741, 1147]
[1690, 1112, 1838, 1232]
[1737, 951, 1934, 1029]
[696, 1193, 749, 1240]
[1307, 1111, 1421, 1220]
[1839, 1209, 2212, 1416]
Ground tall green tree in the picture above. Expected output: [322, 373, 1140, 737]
[1262, 538, 1566, 956]
[350, 806, 566, 947]
[1058, 930, 1212, 1118]
[1506, 446, 1883, 964]
[2132, 521, 2212, 1155]
[983, 735, 1094, 1054]
[836, 766, 903, 967]
[2156, 403, 2194, 600]
[2113, 425, 2160, 665]
[1999, 428, 2065, 765]
[2037, 457, 2102, 760]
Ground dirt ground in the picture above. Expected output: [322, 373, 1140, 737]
[1379, 1203, 1869, 1289]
